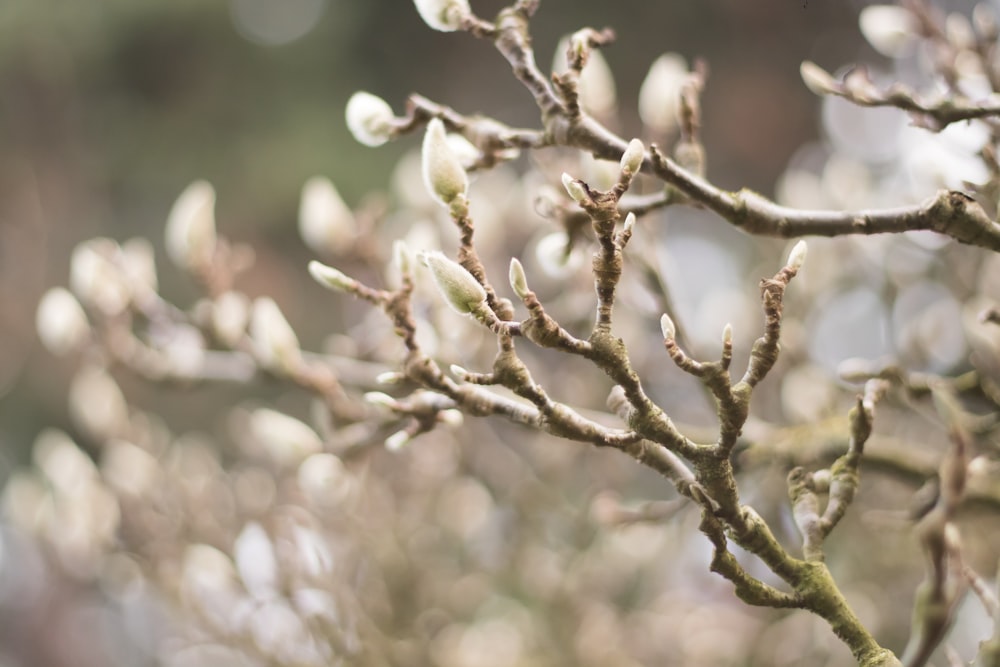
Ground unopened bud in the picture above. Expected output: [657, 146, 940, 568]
[308, 260, 354, 293]
[421, 251, 487, 315]
[578, 49, 617, 117]
[165, 181, 217, 271]
[364, 391, 398, 409]
[250, 297, 301, 373]
[248, 408, 322, 468]
[211, 291, 250, 348]
[413, 0, 470, 32]
[69, 365, 129, 441]
[799, 61, 836, 95]
[660, 313, 676, 340]
[786, 240, 808, 272]
[36, 287, 89, 356]
[722, 322, 733, 346]
[438, 409, 464, 427]
[508, 257, 530, 300]
[345, 91, 395, 147]
[422, 118, 468, 206]
[859, 5, 918, 57]
[561, 172, 588, 204]
[298, 177, 356, 255]
[620, 138, 645, 175]
[385, 430, 411, 451]
[376, 371, 406, 385]
[623, 212, 636, 234]
[450, 364, 468, 378]
[69, 239, 130, 316]
[393, 240, 412, 276]
[638, 53, 688, 133]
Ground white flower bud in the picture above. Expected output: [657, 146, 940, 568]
[69, 238, 130, 316]
[345, 91, 395, 147]
[421, 251, 487, 315]
[36, 287, 89, 356]
[181, 543, 238, 602]
[450, 364, 468, 378]
[561, 172, 588, 204]
[859, 5, 918, 57]
[250, 297, 301, 373]
[660, 313, 676, 340]
[534, 232, 583, 278]
[68, 365, 129, 441]
[249, 408, 323, 467]
[638, 53, 688, 133]
[297, 453, 352, 508]
[364, 391, 398, 409]
[121, 238, 158, 294]
[234, 522, 278, 599]
[722, 322, 733, 346]
[422, 118, 468, 206]
[308, 260, 354, 293]
[438, 409, 464, 427]
[623, 212, 636, 234]
[553, 36, 617, 117]
[298, 177, 355, 255]
[413, 0, 469, 31]
[620, 138, 645, 175]
[800, 61, 836, 96]
[211, 291, 250, 348]
[376, 371, 406, 385]
[101, 438, 161, 498]
[385, 430, 411, 451]
[393, 239, 412, 277]
[786, 240, 808, 272]
[165, 181, 217, 271]
[508, 257, 530, 300]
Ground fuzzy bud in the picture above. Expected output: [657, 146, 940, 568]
[421, 251, 487, 315]
[561, 172, 588, 204]
[660, 313, 676, 341]
[722, 322, 733, 346]
[786, 240, 808, 272]
[36, 287, 89, 356]
[620, 138, 645, 175]
[165, 181, 217, 271]
[250, 297, 301, 373]
[298, 177, 356, 255]
[638, 53, 688, 133]
[422, 118, 469, 206]
[508, 258, 530, 300]
[345, 91, 395, 147]
[799, 61, 837, 96]
[308, 260, 354, 293]
[413, 0, 470, 32]
[623, 212, 636, 234]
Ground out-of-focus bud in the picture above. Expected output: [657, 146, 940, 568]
[413, 0, 470, 32]
[36, 287, 89, 356]
[68, 365, 129, 441]
[623, 212, 636, 234]
[250, 298, 302, 373]
[420, 251, 487, 315]
[211, 291, 251, 348]
[554, 36, 617, 117]
[376, 371, 406, 385]
[298, 452, 352, 507]
[508, 257, 531, 300]
[364, 391, 399, 409]
[101, 439, 161, 498]
[298, 177, 356, 255]
[393, 239, 412, 278]
[449, 364, 468, 378]
[385, 430, 411, 451]
[561, 172, 588, 204]
[422, 118, 469, 206]
[620, 138, 645, 176]
[234, 521, 278, 599]
[121, 238, 158, 294]
[787, 240, 808, 272]
[660, 313, 676, 340]
[307, 260, 354, 293]
[799, 61, 837, 95]
[181, 543, 238, 603]
[859, 5, 918, 57]
[165, 181, 217, 272]
[534, 232, 583, 278]
[249, 408, 323, 468]
[638, 53, 688, 133]
[722, 322, 733, 346]
[33, 429, 97, 493]
[345, 91, 395, 147]
[69, 238, 131, 316]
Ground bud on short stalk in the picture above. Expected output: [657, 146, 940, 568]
[660, 313, 676, 341]
[561, 173, 588, 204]
[250, 297, 302, 373]
[422, 118, 469, 207]
[786, 240, 808, 272]
[298, 177, 356, 255]
[620, 139, 644, 176]
[799, 61, 837, 95]
[508, 258, 531, 300]
[308, 261, 354, 293]
[165, 181, 218, 272]
[420, 251, 487, 315]
[413, 0, 470, 32]
[638, 53, 688, 133]
[345, 91, 395, 147]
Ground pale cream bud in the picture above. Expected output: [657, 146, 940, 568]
[660, 313, 676, 340]
[561, 172, 588, 204]
[165, 180, 217, 271]
[859, 5, 918, 57]
[421, 251, 487, 315]
[422, 118, 469, 206]
[250, 298, 301, 373]
[553, 35, 617, 117]
[450, 364, 468, 378]
[393, 240, 412, 276]
[234, 521, 278, 599]
[413, 0, 470, 32]
[787, 240, 808, 272]
[723, 322, 733, 346]
[69, 238, 130, 316]
[297, 453, 352, 508]
[800, 61, 837, 95]
[182, 543, 238, 602]
[211, 291, 250, 348]
[121, 237, 158, 294]
[376, 371, 406, 385]
[68, 365, 129, 441]
[534, 232, 583, 278]
[620, 138, 645, 175]
[385, 430, 411, 451]
[364, 391, 398, 409]
[438, 409, 464, 427]
[623, 212, 636, 234]
[298, 177, 355, 255]
[345, 91, 395, 147]
[307, 260, 354, 293]
[249, 408, 323, 467]
[101, 439, 161, 497]
[638, 53, 688, 133]
[34, 429, 97, 492]
[36, 287, 89, 356]
[508, 257, 530, 300]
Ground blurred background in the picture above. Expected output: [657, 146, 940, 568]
[3, 1, 999, 666]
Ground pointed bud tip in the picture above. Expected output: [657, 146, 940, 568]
[722, 323, 733, 345]
[660, 313, 676, 340]
[561, 172, 588, 204]
[422, 118, 469, 206]
[449, 364, 468, 378]
[508, 257, 530, 299]
[620, 138, 645, 175]
[799, 61, 836, 95]
[787, 240, 808, 271]
[307, 260, 353, 292]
